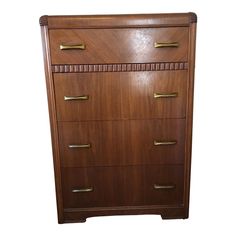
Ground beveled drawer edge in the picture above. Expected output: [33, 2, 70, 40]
[52, 62, 188, 73]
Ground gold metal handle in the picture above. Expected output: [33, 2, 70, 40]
[154, 184, 175, 190]
[153, 93, 178, 99]
[72, 187, 93, 193]
[69, 144, 91, 149]
[64, 95, 89, 101]
[154, 42, 179, 48]
[60, 44, 86, 50]
[154, 141, 177, 146]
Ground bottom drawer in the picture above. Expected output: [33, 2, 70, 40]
[62, 165, 184, 208]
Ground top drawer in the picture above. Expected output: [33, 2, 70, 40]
[49, 27, 189, 64]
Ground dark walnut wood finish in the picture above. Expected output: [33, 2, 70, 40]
[54, 71, 187, 121]
[40, 13, 197, 223]
[58, 119, 186, 167]
[62, 165, 184, 208]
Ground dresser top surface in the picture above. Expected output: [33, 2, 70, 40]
[39, 12, 197, 29]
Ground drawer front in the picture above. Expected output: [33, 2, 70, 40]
[54, 71, 187, 121]
[49, 27, 189, 64]
[62, 165, 184, 208]
[58, 119, 185, 167]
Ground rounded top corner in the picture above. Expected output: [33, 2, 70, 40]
[189, 12, 197, 23]
[39, 15, 48, 26]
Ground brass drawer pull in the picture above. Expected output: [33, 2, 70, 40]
[154, 42, 179, 48]
[154, 184, 175, 190]
[68, 144, 91, 149]
[154, 141, 177, 146]
[64, 95, 89, 101]
[153, 93, 178, 99]
[72, 187, 93, 193]
[60, 44, 86, 50]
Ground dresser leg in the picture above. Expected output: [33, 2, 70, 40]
[61, 218, 87, 223]
[59, 216, 87, 223]
[77, 218, 87, 223]
[161, 212, 188, 220]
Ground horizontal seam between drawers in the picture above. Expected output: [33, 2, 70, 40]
[56, 117, 187, 123]
[61, 164, 184, 169]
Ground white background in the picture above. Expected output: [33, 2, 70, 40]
[0, 0, 236, 235]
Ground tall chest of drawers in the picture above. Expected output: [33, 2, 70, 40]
[40, 13, 197, 223]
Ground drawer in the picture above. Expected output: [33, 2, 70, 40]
[49, 27, 189, 64]
[62, 165, 184, 208]
[58, 119, 185, 167]
[54, 71, 187, 121]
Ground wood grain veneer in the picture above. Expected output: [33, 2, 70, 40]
[58, 119, 186, 167]
[54, 71, 187, 121]
[40, 13, 197, 223]
[49, 27, 188, 64]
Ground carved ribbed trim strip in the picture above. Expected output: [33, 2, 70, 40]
[52, 62, 188, 73]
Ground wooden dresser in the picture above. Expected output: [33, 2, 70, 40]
[40, 13, 197, 223]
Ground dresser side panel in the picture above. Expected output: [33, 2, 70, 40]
[184, 22, 197, 218]
[41, 26, 64, 223]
